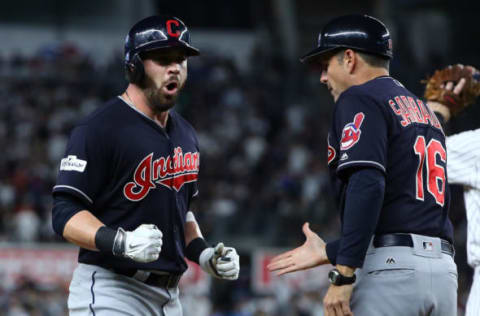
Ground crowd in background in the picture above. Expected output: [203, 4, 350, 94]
[0, 39, 474, 315]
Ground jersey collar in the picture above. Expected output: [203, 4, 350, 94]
[117, 96, 176, 134]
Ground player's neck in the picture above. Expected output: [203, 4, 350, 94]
[354, 67, 389, 86]
[123, 86, 169, 128]
[155, 112, 169, 128]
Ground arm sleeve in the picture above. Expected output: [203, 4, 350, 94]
[446, 129, 480, 189]
[326, 239, 341, 265]
[334, 93, 389, 176]
[52, 124, 109, 206]
[52, 193, 89, 236]
[336, 167, 385, 268]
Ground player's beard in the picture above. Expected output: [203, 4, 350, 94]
[142, 74, 185, 113]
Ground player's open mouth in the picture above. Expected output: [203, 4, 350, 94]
[163, 81, 179, 95]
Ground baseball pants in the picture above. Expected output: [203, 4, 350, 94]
[466, 266, 479, 316]
[68, 263, 182, 316]
[351, 234, 458, 316]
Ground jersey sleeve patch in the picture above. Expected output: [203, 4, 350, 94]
[327, 134, 337, 165]
[60, 155, 87, 172]
[334, 92, 388, 175]
[340, 112, 365, 150]
[54, 125, 108, 205]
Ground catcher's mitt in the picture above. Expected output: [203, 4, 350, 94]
[423, 64, 480, 116]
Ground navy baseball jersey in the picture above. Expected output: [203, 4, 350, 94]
[328, 76, 453, 242]
[53, 97, 200, 273]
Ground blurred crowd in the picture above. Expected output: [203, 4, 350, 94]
[0, 41, 473, 315]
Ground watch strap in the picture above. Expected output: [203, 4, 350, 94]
[330, 268, 356, 285]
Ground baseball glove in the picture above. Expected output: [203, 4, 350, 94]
[423, 64, 480, 116]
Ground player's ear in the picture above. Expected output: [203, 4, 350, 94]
[343, 49, 356, 74]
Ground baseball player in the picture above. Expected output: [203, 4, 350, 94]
[268, 14, 457, 316]
[427, 74, 480, 316]
[51, 15, 240, 316]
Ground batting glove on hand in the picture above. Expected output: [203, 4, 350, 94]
[199, 242, 240, 280]
[113, 224, 163, 263]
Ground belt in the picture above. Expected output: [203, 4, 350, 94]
[373, 234, 455, 257]
[112, 268, 182, 288]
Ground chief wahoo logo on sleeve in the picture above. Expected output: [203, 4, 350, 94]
[327, 134, 336, 165]
[340, 112, 365, 150]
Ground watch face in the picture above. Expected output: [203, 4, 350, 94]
[329, 270, 339, 284]
[329, 269, 356, 285]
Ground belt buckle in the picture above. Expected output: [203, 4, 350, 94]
[132, 270, 150, 282]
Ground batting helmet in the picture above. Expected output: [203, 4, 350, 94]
[125, 15, 200, 84]
[301, 14, 392, 64]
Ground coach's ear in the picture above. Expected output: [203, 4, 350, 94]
[342, 49, 357, 74]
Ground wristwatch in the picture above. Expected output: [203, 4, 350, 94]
[328, 268, 356, 285]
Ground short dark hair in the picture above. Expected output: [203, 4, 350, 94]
[357, 51, 390, 70]
[336, 49, 390, 71]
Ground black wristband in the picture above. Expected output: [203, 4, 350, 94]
[185, 237, 209, 264]
[95, 226, 118, 253]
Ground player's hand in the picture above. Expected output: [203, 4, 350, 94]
[267, 222, 328, 275]
[199, 242, 240, 280]
[323, 283, 354, 316]
[115, 224, 163, 263]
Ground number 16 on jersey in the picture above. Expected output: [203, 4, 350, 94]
[414, 136, 447, 206]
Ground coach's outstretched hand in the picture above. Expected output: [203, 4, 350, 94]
[200, 242, 240, 280]
[268, 222, 329, 275]
[114, 224, 163, 263]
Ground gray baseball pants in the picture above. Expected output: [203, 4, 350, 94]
[68, 263, 182, 316]
[351, 234, 458, 316]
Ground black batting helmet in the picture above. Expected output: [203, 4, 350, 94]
[124, 15, 200, 84]
[301, 14, 393, 64]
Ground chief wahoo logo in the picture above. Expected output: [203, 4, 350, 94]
[340, 112, 365, 150]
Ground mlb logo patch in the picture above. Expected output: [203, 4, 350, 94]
[423, 241, 433, 251]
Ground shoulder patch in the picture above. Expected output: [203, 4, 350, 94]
[340, 112, 365, 150]
[327, 134, 336, 165]
[60, 155, 87, 172]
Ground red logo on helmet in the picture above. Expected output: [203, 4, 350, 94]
[123, 148, 199, 201]
[166, 20, 181, 37]
[340, 112, 365, 150]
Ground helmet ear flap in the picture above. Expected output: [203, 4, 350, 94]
[125, 53, 145, 84]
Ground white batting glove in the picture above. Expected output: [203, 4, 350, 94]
[113, 224, 163, 263]
[199, 242, 240, 280]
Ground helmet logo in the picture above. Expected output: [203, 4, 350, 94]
[166, 19, 181, 37]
